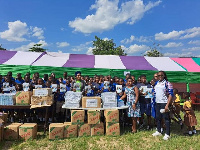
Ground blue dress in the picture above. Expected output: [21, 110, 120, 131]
[125, 86, 141, 118]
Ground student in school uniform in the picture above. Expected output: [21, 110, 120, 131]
[15, 73, 24, 84]
[100, 76, 111, 93]
[182, 92, 197, 136]
[137, 75, 152, 130]
[92, 75, 101, 96]
[85, 80, 94, 97]
[43, 74, 48, 84]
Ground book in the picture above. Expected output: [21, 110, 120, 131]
[60, 83, 66, 93]
[51, 84, 57, 92]
[23, 83, 29, 92]
[104, 81, 110, 90]
[116, 85, 122, 93]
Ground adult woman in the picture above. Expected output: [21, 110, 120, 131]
[152, 71, 173, 140]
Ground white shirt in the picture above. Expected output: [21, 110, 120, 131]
[154, 80, 169, 103]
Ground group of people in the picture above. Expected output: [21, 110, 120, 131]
[0, 70, 198, 140]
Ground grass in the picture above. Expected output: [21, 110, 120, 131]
[1, 111, 200, 150]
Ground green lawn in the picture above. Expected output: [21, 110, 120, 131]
[1, 111, 200, 150]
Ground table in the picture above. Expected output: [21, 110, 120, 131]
[62, 105, 129, 132]
[0, 105, 51, 133]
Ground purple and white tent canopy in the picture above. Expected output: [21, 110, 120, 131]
[1, 50, 199, 72]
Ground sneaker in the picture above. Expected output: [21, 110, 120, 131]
[163, 134, 170, 140]
[193, 130, 197, 134]
[152, 131, 162, 136]
[161, 128, 163, 133]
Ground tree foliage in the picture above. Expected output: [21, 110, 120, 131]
[92, 36, 127, 55]
[0, 44, 6, 50]
[29, 44, 46, 52]
[144, 43, 163, 57]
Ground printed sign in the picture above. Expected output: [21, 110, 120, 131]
[86, 99, 98, 108]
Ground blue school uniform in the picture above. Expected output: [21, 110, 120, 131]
[110, 82, 117, 92]
[92, 82, 101, 96]
[117, 86, 125, 107]
[15, 79, 24, 84]
[100, 83, 110, 93]
[66, 85, 71, 91]
[86, 89, 94, 97]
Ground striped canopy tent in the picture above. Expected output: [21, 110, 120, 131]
[0, 51, 200, 87]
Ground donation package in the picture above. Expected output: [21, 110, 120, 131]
[65, 91, 82, 108]
[101, 92, 117, 108]
[31, 88, 53, 106]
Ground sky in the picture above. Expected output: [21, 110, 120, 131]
[0, 0, 200, 57]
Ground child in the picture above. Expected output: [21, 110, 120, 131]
[85, 81, 94, 96]
[137, 75, 152, 130]
[100, 76, 111, 93]
[116, 78, 125, 107]
[170, 88, 183, 128]
[92, 76, 101, 96]
[120, 78, 140, 133]
[183, 92, 197, 136]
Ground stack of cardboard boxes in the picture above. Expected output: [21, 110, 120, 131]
[49, 109, 106, 140]
[88, 110, 104, 136]
[104, 109, 120, 136]
[0, 122, 37, 141]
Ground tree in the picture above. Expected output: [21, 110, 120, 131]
[144, 43, 163, 57]
[29, 44, 46, 52]
[0, 44, 6, 50]
[92, 36, 127, 55]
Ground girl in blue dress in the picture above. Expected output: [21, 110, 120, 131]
[120, 78, 140, 133]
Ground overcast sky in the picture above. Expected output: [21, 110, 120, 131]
[0, 0, 200, 57]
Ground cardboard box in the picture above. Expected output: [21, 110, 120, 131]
[78, 123, 91, 137]
[106, 123, 120, 136]
[104, 109, 119, 123]
[49, 123, 64, 140]
[82, 97, 101, 108]
[91, 122, 104, 136]
[19, 123, 37, 140]
[31, 95, 54, 105]
[0, 112, 8, 123]
[71, 110, 85, 125]
[16, 91, 33, 105]
[4, 123, 21, 140]
[33, 88, 52, 96]
[87, 110, 100, 125]
[64, 122, 77, 138]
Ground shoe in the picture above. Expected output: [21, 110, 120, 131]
[193, 130, 197, 134]
[152, 131, 162, 136]
[161, 128, 163, 133]
[163, 134, 170, 140]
